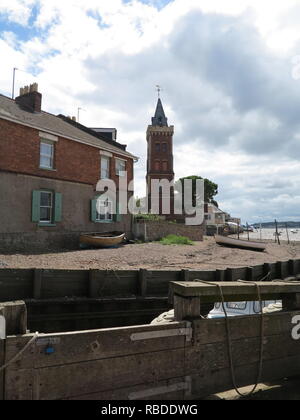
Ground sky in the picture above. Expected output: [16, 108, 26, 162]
[1, 0, 300, 223]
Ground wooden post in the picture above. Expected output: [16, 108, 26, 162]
[246, 223, 250, 241]
[89, 269, 99, 298]
[33, 269, 43, 300]
[138, 269, 148, 297]
[169, 270, 190, 305]
[0, 301, 27, 335]
[286, 223, 290, 245]
[174, 295, 201, 321]
[275, 219, 281, 245]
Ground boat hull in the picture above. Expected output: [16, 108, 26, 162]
[80, 232, 126, 248]
[215, 235, 267, 252]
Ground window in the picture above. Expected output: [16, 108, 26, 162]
[162, 161, 168, 171]
[101, 156, 110, 179]
[226, 302, 247, 310]
[155, 143, 160, 152]
[116, 159, 126, 176]
[32, 191, 62, 225]
[91, 196, 121, 223]
[40, 191, 53, 223]
[154, 160, 160, 171]
[40, 140, 54, 169]
[162, 143, 167, 153]
[96, 198, 113, 222]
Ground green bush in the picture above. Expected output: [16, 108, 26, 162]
[160, 235, 194, 246]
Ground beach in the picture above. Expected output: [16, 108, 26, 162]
[1, 236, 300, 271]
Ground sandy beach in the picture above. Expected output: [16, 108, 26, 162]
[1, 236, 300, 270]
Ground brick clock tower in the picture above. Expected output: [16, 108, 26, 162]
[146, 98, 175, 216]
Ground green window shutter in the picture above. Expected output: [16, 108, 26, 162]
[54, 193, 62, 222]
[32, 190, 41, 223]
[91, 199, 97, 222]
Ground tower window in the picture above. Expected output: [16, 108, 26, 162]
[155, 143, 160, 152]
[162, 143, 167, 153]
[155, 160, 160, 171]
[162, 161, 168, 171]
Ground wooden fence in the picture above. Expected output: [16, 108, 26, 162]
[1, 259, 300, 302]
[1, 281, 300, 400]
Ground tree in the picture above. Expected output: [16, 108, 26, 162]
[175, 175, 218, 205]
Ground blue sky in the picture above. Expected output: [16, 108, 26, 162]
[1, 0, 300, 223]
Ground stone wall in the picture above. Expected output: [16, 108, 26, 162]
[133, 220, 204, 242]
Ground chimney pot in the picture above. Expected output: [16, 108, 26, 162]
[15, 84, 42, 113]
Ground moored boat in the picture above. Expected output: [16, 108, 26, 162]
[215, 234, 267, 252]
[80, 232, 126, 248]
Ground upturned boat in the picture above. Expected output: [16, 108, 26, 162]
[215, 234, 267, 252]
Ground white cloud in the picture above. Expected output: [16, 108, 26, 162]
[0, 0, 36, 25]
[1, 0, 300, 222]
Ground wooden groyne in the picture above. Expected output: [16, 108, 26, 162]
[1, 280, 300, 400]
[0, 260, 299, 333]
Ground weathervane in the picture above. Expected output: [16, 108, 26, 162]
[156, 85, 163, 98]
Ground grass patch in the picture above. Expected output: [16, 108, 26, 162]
[160, 234, 194, 246]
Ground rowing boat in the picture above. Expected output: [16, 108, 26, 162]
[80, 232, 126, 248]
[215, 234, 267, 252]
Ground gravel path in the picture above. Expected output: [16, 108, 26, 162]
[1, 237, 300, 270]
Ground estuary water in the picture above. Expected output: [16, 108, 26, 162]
[239, 228, 300, 242]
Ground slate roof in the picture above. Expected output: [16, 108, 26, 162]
[151, 98, 168, 127]
[0, 94, 137, 160]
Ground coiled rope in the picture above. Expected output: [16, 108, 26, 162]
[0, 332, 39, 373]
[197, 273, 270, 398]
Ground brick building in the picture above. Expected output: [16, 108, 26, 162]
[146, 98, 175, 216]
[0, 85, 137, 251]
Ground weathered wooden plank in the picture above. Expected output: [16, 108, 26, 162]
[5, 321, 188, 370]
[0, 301, 27, 335]
[0, 270, 33, 301]
[91, 270, 138, 298]
[189, 354, 300, 399]
[42, 270, 89, 299]
[174, 295, 201, 321]
[4, 367, 34, 400]
[186, 333, 300, 376]
[171, 281, 300, 302]
[26, 297, 169, 333]
[138, 269, 148, 297]
[146, 271, 178, 297]
[193, 311, 300, 344]
[7, 348, 185, 400]
[65, 377, 187, 401]
[189, 271, 215, 282]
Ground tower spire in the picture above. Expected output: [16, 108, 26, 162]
[152, 97, 168, 127]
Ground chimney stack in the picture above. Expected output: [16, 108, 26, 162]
[15, 83, 42, 113]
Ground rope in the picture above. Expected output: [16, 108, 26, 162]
[0, 332, 39, 373]
[196, 275, 269, 398]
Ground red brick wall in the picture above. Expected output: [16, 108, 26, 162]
[0, 118, 133, 187]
